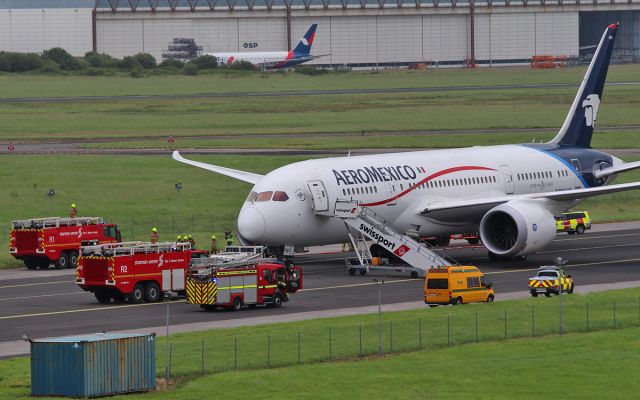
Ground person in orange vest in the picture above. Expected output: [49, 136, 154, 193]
[150, 227, 159, 244]
[69, 203, 78, 218]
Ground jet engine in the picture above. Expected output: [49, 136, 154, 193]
[479, 201, 557, 258]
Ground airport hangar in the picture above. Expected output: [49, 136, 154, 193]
[0, 0, 639, 68]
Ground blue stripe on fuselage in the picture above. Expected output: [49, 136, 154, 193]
[520, 144, 591, 188]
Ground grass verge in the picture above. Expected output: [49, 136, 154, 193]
[1, 287, 639, 399]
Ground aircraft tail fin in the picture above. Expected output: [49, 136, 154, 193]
[549, 23, 619, 148]
[293, 24, 317, 55]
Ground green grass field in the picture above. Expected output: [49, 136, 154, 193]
[1, 288, 639, 399]
[4, 86, 640, 141]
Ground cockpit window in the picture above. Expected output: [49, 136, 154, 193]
[256, 191, 273, 202]
[246, 191, 257, 203]
[273, 191, 289, 202]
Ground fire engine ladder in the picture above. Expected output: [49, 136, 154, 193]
[336, 201, 456, 275]
[12, 216, 104, 229]
[81, 241, 191, 257]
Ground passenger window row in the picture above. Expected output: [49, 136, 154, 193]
[517, 170, 569, 181]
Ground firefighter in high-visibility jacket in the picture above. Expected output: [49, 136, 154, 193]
[150, 227, 159, 244]
[69, 203, 78, 218]
[210, 235, 218, 254]
[225, 230, 234, 246]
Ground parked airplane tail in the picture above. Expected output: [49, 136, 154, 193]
[293, 24, 318, 55]
[549, 23, 619, 148]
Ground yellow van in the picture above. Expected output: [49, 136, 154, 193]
[424, 266, 494, 306]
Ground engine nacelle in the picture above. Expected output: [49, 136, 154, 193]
[479, 201, 557, 257]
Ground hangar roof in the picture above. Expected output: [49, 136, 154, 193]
[0, 0, 94, 8]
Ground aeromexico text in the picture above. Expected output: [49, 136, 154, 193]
[332, 165, 418, 186]
[360, 223, 397, 250]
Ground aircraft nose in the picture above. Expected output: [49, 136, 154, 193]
[237, 207, 267, 243]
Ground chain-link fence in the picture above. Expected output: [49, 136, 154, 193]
[157, 296, 640, 378]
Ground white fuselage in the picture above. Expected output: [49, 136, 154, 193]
[237, 144, 619, 246]
[208, 51, 291, 66]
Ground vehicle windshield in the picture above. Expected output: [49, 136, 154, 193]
[538, 271, 558, 277]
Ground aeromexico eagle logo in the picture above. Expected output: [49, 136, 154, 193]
[582, 94, 600, 127]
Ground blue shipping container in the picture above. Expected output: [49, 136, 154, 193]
[31, 333, 156, 397]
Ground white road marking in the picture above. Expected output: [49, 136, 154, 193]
[0, 292, 84, 302]
[0, 280, 68, 289]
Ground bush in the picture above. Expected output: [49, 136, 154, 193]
[130, 66, 145, 78]
[133, 53, 156, 69]
[84, 51, 119, 68]
[0, 53, 11, 72]
[119, 56, 142, 70]
[42, 47, 82, 70]
[294, 65, 327, 75]
[192, 55, 218, 69]
[39, 60, 61, 73]
[183, 63, 198, 76]
[229, 60, 255, 70]
[159, 58, 185, 69]
[3, 52, 43, 72]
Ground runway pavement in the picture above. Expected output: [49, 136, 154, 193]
[1, 223, 639, 357]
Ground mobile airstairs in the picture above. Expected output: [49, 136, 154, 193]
[333, 200, 456, 278]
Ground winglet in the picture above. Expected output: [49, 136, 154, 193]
[172, 151, 263, 185]
[549, 23, 619, 148]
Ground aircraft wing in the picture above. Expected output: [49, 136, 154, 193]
[172, 151, 263, 185]
[421, 181, 640, 214]
[594, 161, 640, 180]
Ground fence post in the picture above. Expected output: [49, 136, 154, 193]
[267, 336, 271, 367]
[504, 308, 507, 340]
[169, 343, 173, 379]
[359, 324, 363, 356]
[234, 336, 237, 369]
[297, 330, 301, 364]
[586, 303, 590, 332]
[475, 312, 479, 343]
[201, 339, 204, 375]
[447, 314, 451, 347]
[130, 221, 134, 241]
[531, 305, 535, 337]
[613, 300, 617, 329]
[390, 321, 393, 353]
[419, 319, 423, 349]
[329, 328, 332, 361]
[638, 297, 640, 326]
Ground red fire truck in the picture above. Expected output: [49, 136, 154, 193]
[186, 250, 303, 311]
[9, 217, 121, 270]
[76, 241, 207, 304]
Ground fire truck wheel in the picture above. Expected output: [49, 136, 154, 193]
[272, 295, 283, 308]
[576, 225, 585, 234]
[112, 292, 126, 303]
[131, 284, 145, 304]
[94, 290, 111, 304]
[38, 258, 50, 269]
[145, 283, 161, 302]
[55, 252, 69, 270]
[232, 297, 243, 311]
[359, 269, 367, 276]
[348, 268, 356, 276]
[69, 251, 79, 269]
[23, 258, 38, 270]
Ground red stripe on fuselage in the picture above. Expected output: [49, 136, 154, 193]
[361, 165, 496, 207]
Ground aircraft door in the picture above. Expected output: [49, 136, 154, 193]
[570, 159, 583, 188]
[380, 170, 397, 206]
[307, 180, 330, 214]
[499, 165, 514, 194]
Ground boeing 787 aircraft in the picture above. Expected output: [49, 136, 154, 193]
[174, 23, 640, 263]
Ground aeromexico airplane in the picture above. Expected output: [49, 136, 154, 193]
[175, 23, 640, 260]
[206, 24, 323, 70]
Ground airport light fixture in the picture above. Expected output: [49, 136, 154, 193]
[373, 278, 385, 355]
[175, 183, 183, 232]
[555, 257, 568, 335]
